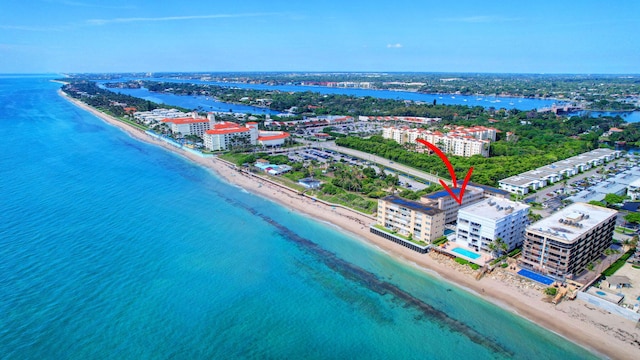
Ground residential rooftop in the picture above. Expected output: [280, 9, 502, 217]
[499, 175, 539, 186]
[460, 182, 510, 196]
[382, 196, 443, 216]
[423, 185, 483, 200]
[527, 202, 617, 244]
[458, 197, 529, 221]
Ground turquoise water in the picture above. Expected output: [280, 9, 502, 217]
[0, 76, 600, 359]
[452, 247, 482, 260]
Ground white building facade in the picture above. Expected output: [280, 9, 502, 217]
[455, 197, 530, 253]
[628, 178, 640, 201]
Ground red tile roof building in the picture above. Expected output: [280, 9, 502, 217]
[203, 122, 289, 150]
[382, 125, 497, 157]
[162, 115, 212, 137]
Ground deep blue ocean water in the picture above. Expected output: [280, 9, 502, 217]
[0, 76, 600, 359]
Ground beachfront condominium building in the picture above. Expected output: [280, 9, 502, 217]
[162, 114, 213, 137]
[519, 202, 617, 279]
[203, 122, 257, 151]
[420, 185, 485, 224]
[203, 121, 290, 151]
[455, 197, 530, 254]
[376, 196, 445, 243]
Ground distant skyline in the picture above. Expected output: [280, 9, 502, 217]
[1, 0, 639, 74]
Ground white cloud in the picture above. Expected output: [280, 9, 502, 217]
[86, 13, 275, 26]
[387, 43, 403, 49]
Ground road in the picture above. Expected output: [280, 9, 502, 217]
[302, 139, 451, 185]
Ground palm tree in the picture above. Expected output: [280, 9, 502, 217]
[489, 237, 507, 258]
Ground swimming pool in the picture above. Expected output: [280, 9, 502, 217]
[444, 229, 455, 236]
[517, 269, 555, 285]
[451, 247, 481, 260]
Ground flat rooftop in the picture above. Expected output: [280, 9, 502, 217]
[527, 202, 617, 243]
[456, 181, 510, 196]
[499, 175, 539, 187]
[499, 148, 621, 184]
[382, 196, 443, 216]
[566, 166, 640, 203]
[458, 197, 529, 221]
[422, 185, 482, 200]
[538, 164, 574, 173]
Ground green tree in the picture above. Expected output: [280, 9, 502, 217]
[604, 193, 625, 205]
[588, 200, 606, 207]
[488, 237, 508, 258]
[624, 213, 640, 225]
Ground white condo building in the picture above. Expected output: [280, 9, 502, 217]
[498, 148, 622, 195]
[455, 197, 530, 253]
[203, 122, 257, 151]
[162, 114, 213, 137]
[203, 121, 290, 151]
[382, 126, 495, 157]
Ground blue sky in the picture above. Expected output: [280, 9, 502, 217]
[1, 0, 638, 74]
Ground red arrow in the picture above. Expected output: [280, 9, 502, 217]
[416, 139, 474, 205]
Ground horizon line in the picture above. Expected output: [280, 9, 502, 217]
[5, 71, 640, 76]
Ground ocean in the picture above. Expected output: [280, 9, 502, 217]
[0, 76, 599, 359]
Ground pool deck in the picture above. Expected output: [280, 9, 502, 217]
[517, 268, 555, 286]
[437, 244, 491, 266]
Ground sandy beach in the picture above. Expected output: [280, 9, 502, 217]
[60, 90, 640, 359]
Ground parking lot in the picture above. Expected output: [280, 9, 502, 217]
[525, 155, 640, 207]
[284, 147, 430, 191]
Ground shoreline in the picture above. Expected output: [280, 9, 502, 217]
[58, 90, 639, 359]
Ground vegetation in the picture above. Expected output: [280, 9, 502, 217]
[602, 249, 635, 276]
[507, 248, 522, 257]
[62, 80, 188, 118]
[624, 213, 640, 225]
[588, 200, 607, 207]
[490, 254, 508, 266]
[108, 80, 487, 120]
[335, 126, 595, 186]
[603, 193, 625, 205]
[78, 72, 640, 108]
[454, 257, 480, 270]
[372, 224, 428, 246]
[487, 238, 508, 257]
[432, 236, 448, 246]
[615, 226, 636, 235]
[544, 287, 558, 296]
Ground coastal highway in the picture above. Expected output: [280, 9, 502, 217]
[297, 139, 450, 185]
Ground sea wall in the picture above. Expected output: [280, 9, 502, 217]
[145, 131, 213, 158]
[576, 291, 640, 322]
